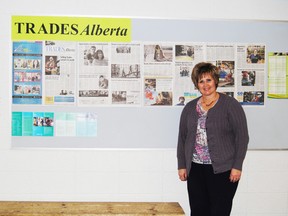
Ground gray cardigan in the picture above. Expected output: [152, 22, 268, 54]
[177, 93, 249, 175]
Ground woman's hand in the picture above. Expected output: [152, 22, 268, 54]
[178, 169, 187, 181]
[230, 168, 242, 183]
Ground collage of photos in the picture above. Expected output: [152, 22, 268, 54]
[12, 41, 266, 107]
[78, 43, 110, 106]
[144, 44, 174, 106]
[12, 112, 97, 137]
[110, 43, 141, 105]
[236, 44, 266, 105]
[12, 41, 43, 105]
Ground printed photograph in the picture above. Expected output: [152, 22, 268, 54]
[241, 71, 256, 86]
[144, 44, 173, 63]
[216, 60, 235, 87]
[246, 45, 265, 64]
[243, 91, 264, 104]
[112, 91, 127, 104]
[175, 45, 194, 62]
[83, 45, 108, 66]
[45, 56, 60, 75]
[111, 64, 140, 78]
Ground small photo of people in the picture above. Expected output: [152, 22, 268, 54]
[151, 91, 173, 106]
[84, 45, 97, 65]
[175, 45, 194, 62]
[79, 90, 109, 97]
[59, 90, 68, 95]
[144, 78, 157, 104]
[14, 58, 27, 69]
[246, 46, 265, 64]
[45, 56, 60, 75]
[98, 75, 109, 89]
[84, 45, 108, 66]
[31, 59, 41, 69]
[33, 116, 54, 127]
[44, 117, 54, 127]
[216, 61, 235, 87]
[116, 46, 131, 53]
[14, 58, 41, 70]
[243, 91, 264, 104]
[111, 64, 140, 78]
[112, 91, 127, 104]
[241, 71, 256, 86]
[14, 84, 41, 95]
[176, 96, 185, 106]
[144, 44, 173, 63]
[14, 72, 41, 82]
[178, 66, 190, 77]
[144, 78, 156, 91]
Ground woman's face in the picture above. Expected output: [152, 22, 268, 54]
[197, 73, 217, 96]
[98, 51, 103, 59]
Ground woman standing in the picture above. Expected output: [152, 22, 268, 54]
[154, 44, 166, 61]
[177, 62, 249, 216]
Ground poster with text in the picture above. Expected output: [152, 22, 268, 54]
[12, 41, 43, 104]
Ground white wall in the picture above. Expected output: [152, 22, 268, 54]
[0, 150, 287, 216]
[1, 1, 288, 215]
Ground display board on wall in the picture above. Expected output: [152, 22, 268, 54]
[11, 16, 288, 149]
[268, 52, 288, 98]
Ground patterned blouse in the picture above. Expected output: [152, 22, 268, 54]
[192, 100, 212, 164]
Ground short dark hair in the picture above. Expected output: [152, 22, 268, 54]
[191, 62, 219, 89]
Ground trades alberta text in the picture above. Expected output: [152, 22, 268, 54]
[14, 22, 128, 36]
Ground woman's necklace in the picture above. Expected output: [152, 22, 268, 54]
[201, 93, 218, 107]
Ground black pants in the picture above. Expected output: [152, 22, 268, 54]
[187, 162, 239, 216]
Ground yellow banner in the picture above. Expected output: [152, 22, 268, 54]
[12, 16, 131, 42]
